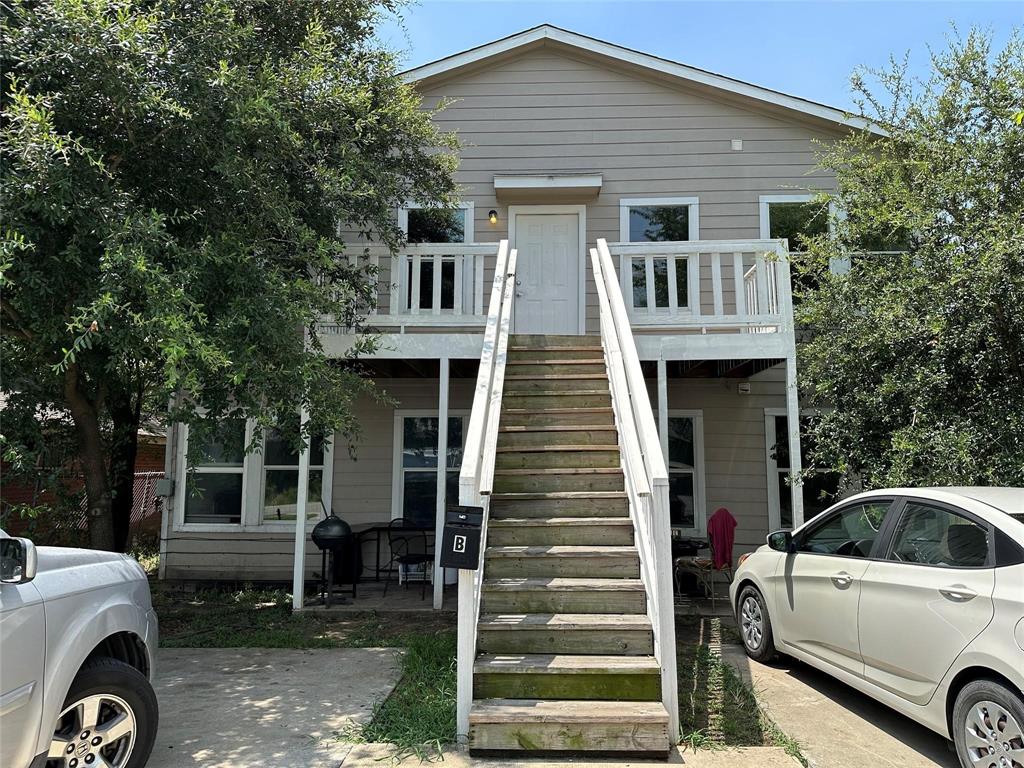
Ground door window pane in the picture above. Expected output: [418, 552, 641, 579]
[667, 418, 694, 469]
[628, 205, 690, 242]
[889, 503, 989, 567]
[797, 502, 890, 557]
[666, 416, 698, 529]
[407, 208, 466, 244]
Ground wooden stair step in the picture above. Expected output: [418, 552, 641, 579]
[470, 697, 668, 724]
[468, 699, 670, 755]
[474, 653, 659, 675]
[507, 358, 605, 366]
[484, 545, 639, 578]
[496, 444, 619, 452]
[478, 613, 650, 630]
[495, 449, 620, 471]
[472, 654, 661, 701]
[505, 373, 608, 380]
[488, 516, 631, 527]
[494, 467, 621, 475]
[487, 517, 633, 546]
[489, 491, 628, 518]
[483, 577, 644, 592]
[477, 613, 653, 654]
[500, 424, 615, 433]
[481, 577, 646, 613]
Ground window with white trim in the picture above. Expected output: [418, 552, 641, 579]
[759, 195, 829, 252]
[260, 428, 328, 524]
[396, 415, 465, 528]
[182, 419, 247, 525]
[398, 203, 475, 313]
[654, 410, 706, 532]
[765, 412, 841, 530]
[619, 198, 698, 313]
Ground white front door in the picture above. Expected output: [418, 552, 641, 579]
[512, 213, 580, 335]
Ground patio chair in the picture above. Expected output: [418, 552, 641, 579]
[382, 518, 433, 600]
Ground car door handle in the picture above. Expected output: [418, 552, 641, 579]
[939, 586, 977, 602]
[830, 572, 855, 588]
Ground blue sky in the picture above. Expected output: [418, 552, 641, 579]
[376, 1, 1022, 112]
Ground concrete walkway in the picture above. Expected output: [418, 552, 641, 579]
[721, 646, 958, 768]
[149, 648, 402, 768]
[342, 744, 801, 766]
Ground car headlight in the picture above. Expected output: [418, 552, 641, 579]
[737, 552, 751, 567]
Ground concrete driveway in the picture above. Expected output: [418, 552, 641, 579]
[149, 648, 402, 768]
[722, 646, 959, 768]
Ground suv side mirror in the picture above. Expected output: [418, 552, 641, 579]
[1, 537, 38, 584]
[767, 530, 795, 554]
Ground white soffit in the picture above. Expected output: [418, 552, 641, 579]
[494, 174, 603, 196]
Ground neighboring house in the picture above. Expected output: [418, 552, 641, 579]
[158, 25, 862, 587]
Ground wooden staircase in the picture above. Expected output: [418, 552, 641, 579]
[467, 334, 672, 756]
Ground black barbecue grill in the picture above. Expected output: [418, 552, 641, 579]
[311, 511, 359, 606]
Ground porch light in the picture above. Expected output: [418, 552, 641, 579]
[488, 209, 498, 225]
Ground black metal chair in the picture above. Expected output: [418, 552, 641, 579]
[383, 518, 433, 600]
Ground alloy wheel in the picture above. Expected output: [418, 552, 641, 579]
[964, 700, 1024, 768]
[741, 595, 764, 650]
[47, 694, 137, 768]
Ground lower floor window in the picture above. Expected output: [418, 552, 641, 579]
[767, 413, 841, 529]
[398, 415, 464, 528]
[656, 411, 704, 531]
[183, 420, 246, 525]
[261, 428, 326, 523]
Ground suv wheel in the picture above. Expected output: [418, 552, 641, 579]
[737, 585, 777, 663]
[47, 658, 158, 768]
[952, 678, 1024, 768]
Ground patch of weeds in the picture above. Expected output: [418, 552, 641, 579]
[342, 631, 457, 761]
[676, 615, 806, 764]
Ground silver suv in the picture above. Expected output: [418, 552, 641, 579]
[0, 529, 159, 768]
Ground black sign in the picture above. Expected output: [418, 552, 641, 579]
[439, 505, 484, 570]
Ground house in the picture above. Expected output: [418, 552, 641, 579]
[157, 25, 869, 754]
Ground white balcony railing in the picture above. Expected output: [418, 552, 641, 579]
[374, 243, 499, 327]
[606, 239, 792, 334]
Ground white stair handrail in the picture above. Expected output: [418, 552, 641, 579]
[592, 238, 680, 740]
[455, 239, 518, 740]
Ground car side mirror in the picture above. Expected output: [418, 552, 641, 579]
[0, 537, 38, 584]
[767, 530, 795, 554]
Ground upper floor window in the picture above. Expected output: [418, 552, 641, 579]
[759, 195, 830, 252]
[400, 203, 474, 244]
[620, 198, 699, 243]
[619, 198, 699, 313]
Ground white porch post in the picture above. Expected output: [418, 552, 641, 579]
[291, 404, 312, 611]
[434, 357, 450, 610]
[657, 358, 669, 463]
[784, 353, 805, 527]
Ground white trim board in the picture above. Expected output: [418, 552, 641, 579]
[494, 174, 602, 193]
[507, 204, 587, 335]
[404, 25, 883, 135]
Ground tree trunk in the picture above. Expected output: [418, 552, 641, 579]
[63, 365, 115, 551]
[109, 387, 142, 552]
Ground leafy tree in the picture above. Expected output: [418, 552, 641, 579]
[1, 0, 458, 550]
[795, 30, 1024, 489]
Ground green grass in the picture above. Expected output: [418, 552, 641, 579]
[341, 632, 457, 761]
[153, 584, 453, 649]
[676, 616, 807, 764]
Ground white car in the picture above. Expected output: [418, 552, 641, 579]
[0, 529, 159, 768]
[730, 487, 1024, 768]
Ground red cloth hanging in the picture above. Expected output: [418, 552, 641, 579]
[707, 507, 737, 569]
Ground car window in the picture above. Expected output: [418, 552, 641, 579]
[796, 501, 890, 558]
[889, 502, 990, 567]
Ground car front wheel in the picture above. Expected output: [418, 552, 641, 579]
[737, 585, 777, 663]
[46, 657, 158, 768]
[952, 678, 1024, 768]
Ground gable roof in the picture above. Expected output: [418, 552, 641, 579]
[404, 24, 879, 134]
